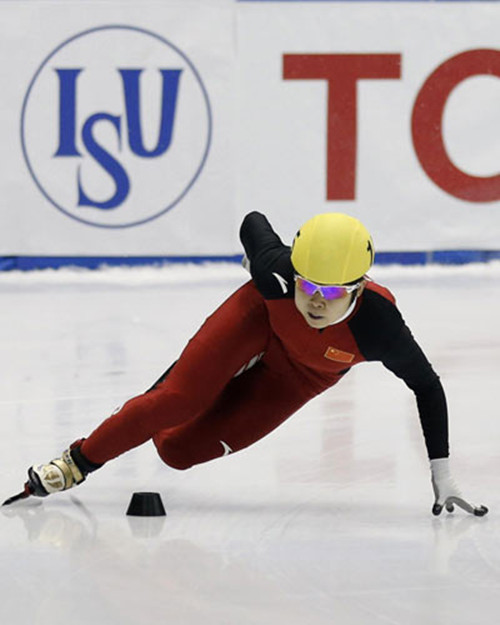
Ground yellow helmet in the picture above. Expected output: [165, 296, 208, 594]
[291, 213, 374, 285]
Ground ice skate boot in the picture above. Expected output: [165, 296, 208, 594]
[3, 440, 102, 505]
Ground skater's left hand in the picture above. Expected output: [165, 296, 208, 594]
[430, 458, 488, 517]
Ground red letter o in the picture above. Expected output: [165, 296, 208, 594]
[412, 49, 500, 203]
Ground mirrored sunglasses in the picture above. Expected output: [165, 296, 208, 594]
[294, 275, 360, 300]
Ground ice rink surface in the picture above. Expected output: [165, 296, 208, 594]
[0, 262, 499, 625]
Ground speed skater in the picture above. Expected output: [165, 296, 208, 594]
[3, 211, 488, 516]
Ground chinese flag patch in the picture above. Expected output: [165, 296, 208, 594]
[324, 346, 355, 364]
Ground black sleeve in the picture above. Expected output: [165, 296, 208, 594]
[349, 291, 449, 459]
[381, 323, 449, 460]
[239, 211, 295, 299]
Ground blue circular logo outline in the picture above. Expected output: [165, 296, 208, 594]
[20, 24, 212, 229]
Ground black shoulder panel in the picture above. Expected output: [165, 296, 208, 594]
[240, 212, 295, 299]
[349, 288, 440, 391]
[348, 289, 404, 360]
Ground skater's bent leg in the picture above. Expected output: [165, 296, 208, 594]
[80, 389, 198, 465]
[153, 361, 318, 470]
[81, 282, 269, 465]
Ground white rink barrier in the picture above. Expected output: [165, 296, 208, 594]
[0, 0, 498, 268]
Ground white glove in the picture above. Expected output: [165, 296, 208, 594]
[430, 458, 488, 517]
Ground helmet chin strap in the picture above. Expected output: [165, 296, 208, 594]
[328, 293, 359, 326]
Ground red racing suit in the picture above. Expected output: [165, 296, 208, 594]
[80, 212, 448, 468]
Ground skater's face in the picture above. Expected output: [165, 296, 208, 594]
[294, 277, 365, 329]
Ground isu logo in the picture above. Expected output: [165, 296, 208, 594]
[21, 25, 212, 228]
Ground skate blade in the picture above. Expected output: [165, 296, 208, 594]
[2, 485, 32, 506]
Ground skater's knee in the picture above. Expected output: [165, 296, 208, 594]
[153, 421, 233, 470]
[160, 448, 193, 471]
[155, 439, 194, 470]
[163, 457, 193, 471]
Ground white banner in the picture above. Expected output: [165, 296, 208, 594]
[0, 1, 499, 257]
[236, 2, 500, 252]
[0, 0, 235, 255]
